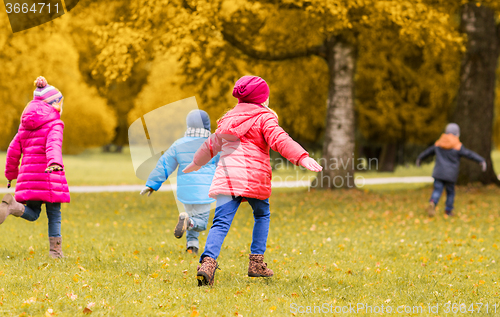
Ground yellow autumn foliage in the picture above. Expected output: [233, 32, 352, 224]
[0, 16, 116, 153]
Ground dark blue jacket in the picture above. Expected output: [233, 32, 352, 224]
[417, 135, 484, 183]
[146, 136, 220, 204]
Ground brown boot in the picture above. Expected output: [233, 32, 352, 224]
[49, 237, 64, 259]
[248, 254, 274, 277]
[196, 256, 219, 286]
[427, 201, 436, 217]
[0, 194, 24, 225]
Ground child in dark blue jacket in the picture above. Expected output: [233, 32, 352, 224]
[416, 123, 486, 217]
[140, 110, 219, 254]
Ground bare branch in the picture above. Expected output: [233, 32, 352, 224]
[221, 29, 326, 61]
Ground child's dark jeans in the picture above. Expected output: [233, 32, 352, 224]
[430, 178, 455, 213]
[21, 201, 62, 237]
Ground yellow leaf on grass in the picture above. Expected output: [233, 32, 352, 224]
[190, 311, 199, 317]
[479, 280, 485, 285]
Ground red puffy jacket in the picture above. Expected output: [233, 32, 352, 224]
[193, 103, 308, 200]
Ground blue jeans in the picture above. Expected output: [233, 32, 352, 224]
[183, 203, 211, 249]
[430, 179, 455, 212]
[200, 195, 270, 262]
[21, 201, 62, 237]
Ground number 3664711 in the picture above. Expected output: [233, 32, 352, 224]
[5, 2, 60, 14]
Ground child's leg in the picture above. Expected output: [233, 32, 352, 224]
[46, 203, 62, 237]
[46, 203, 63, 258]
[21, 201, 43, 222]
[189, 203, 211, 232]
[246, 198, 270, 255]
[444, 182, 456, 215]
[186, 203, 211, 250]
[200, 196, 242, 262]
[430, 179, 445, 204]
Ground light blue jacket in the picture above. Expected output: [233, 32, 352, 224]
[146, 136, 219, 204]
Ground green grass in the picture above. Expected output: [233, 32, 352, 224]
[1, 186, 499, 316]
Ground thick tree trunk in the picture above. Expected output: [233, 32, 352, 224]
[314, 37, 357, 189]
[453, 4, 500, 185]
[379, 143, 397, 172]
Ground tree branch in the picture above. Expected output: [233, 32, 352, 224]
[256, 0, 313, 10]
[221, 29, 326, 61]
[182, 0, 196, 12]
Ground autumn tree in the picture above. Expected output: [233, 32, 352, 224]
[0, 12, 116, 154]
[68, 0, 151, 151]
[453, 2, 500, 185]
[90, 0, 462, 188]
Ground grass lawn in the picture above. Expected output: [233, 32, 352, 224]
[1, 186, 499, 316]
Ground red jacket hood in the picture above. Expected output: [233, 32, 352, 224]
[216, 103, 274, 138]
[21, 100, 61, 130]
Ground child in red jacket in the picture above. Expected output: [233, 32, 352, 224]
[183, 76, 322, 286]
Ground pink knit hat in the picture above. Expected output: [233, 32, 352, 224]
[232, 76, 269, 104]
[33, 76, 63, 105]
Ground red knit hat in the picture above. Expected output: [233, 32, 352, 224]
[232, 76, 269, 104]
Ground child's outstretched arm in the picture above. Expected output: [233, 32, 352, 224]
[46, 123, 65, 172]
[416, 145, 436, 167]
[183, 133, 223, 173]
[459, 146, 486, 171]
[142, 145, 178, 196]
[5, 133, 22, 184]
[261, 113, 322, 172]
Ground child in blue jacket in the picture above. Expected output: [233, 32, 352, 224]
[140, 110, 219, 254]
[416, 123, 486, 217]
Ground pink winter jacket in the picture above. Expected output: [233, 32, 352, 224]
[193, 103, 308, 200]
[5, 100, 70, 204]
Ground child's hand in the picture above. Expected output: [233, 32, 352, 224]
[300, 157, 323, 172]
[45, 164, 63, 173]
[140, 187, 154, 197]
[416, 159, 421, 167]
[480, 161, 487, 172]
[183, 162, 201, 173]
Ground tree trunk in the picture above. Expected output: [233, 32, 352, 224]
[314, 37, 357, 189]
[379, 143, 397, 172]
[453, 3, 500, 185]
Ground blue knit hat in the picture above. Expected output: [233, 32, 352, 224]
[186, 110, 210, 131]
[445, 123, 460, 136]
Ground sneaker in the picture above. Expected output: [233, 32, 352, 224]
[197, 256, 219, 286]
[174, 212, 190, 239]
[445, 210, 454, 217]
[186, 246, 199, 255]
[427, 201, 436, 217]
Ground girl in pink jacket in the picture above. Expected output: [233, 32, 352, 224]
[1, 77, 70, 259]
[183, 76, 322, 286]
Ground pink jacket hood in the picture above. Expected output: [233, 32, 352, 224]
[217, 103, 270, 138]
[21, 101, 61, 130]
